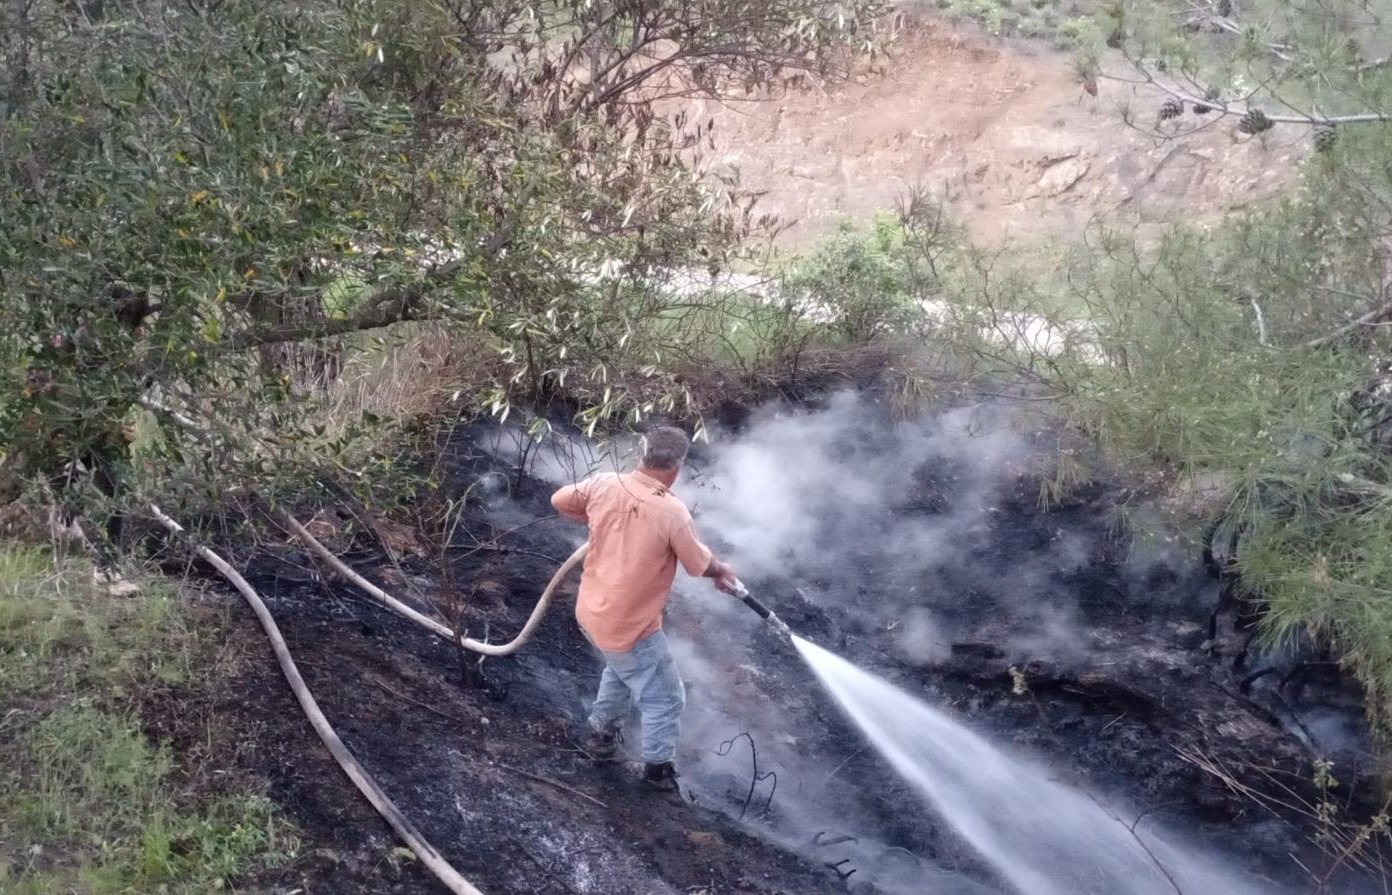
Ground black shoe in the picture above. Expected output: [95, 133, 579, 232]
[580, 727, 620, 761]
[643, 761, 680, 792]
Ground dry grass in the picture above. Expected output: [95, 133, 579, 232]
[1175, 745, 1392, 891]
[318, 324, 479, 428]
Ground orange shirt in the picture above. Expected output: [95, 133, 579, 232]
[551, 470, 713, 651]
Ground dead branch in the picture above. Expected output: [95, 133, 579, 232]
[1305, 292, 1392, 348]
[714, 731, 778, 820]
[492, 762, 609, 809]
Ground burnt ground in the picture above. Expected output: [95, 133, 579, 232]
[196, 495, 858, 895]
[166, 406, 1389, 895]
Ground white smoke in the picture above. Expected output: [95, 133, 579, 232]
[475, 392, 1284, 893]
[680, 392, 1033, 583]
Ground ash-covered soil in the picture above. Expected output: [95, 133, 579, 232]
[191, 397, 1382, 894]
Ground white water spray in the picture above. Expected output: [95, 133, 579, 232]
[792, 635, 1285, 895]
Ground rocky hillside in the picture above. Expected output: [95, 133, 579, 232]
[680, 20, 1304, 249]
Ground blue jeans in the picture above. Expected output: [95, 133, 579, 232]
[586, 629, 686, 764]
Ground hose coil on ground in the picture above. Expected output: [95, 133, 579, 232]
[283, 510, 588, 655]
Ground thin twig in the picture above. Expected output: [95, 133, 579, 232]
[492, 762, 609, 809]
[1082, 790, 1186, 895]
[367, 676, 471, 726]
[823, 745, 869, 783]
[714, 731, 779, 820]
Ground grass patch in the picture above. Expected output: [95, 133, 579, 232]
[0, 548, 295, 894]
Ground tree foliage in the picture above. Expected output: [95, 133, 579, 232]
[0, 0, 886, 524]
[1031, 0, 1392, 740]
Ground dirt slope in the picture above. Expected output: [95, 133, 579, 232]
[682, 20, 1304, 250]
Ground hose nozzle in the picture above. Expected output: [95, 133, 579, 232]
[733, 581, 793, 639]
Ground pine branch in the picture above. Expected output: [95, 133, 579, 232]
[1208, 16, 1295, 62]
[1305, 293, 1392, 348]
[1115, 64, 1392, 126]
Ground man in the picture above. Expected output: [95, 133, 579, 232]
[551, 426, 737, 791]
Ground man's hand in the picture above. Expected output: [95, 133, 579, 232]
[704, 558, 738, 595]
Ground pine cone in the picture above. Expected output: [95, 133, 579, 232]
[1193, 87, 1220, 114]
[1159, 98, 1183, 120]
[1217, 0, 1233, 16]
[1314, 124, 1337, 153]
[1237, 108, 1272, 134]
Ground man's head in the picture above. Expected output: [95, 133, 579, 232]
[639, 427, 691, 479]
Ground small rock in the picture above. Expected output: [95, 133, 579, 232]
[1036, 157, 1090, 196]
[685, 830, 725, 848]
[92, 568, 141, 597]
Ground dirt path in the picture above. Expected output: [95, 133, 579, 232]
[681, 19, 1304, 250]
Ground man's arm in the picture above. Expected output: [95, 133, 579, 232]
[550, 481, 589, 523]
[671, 515, 737, 594]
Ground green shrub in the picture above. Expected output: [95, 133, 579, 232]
[782, 216, 926, 343]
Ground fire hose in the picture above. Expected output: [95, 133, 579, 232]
[282, 511, 590, 655]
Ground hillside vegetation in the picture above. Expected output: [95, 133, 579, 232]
[7, 2, 1392, 880]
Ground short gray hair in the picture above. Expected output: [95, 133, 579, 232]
[641, 427, 691, 471]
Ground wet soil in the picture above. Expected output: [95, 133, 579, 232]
[178, 415, 1384, 895]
